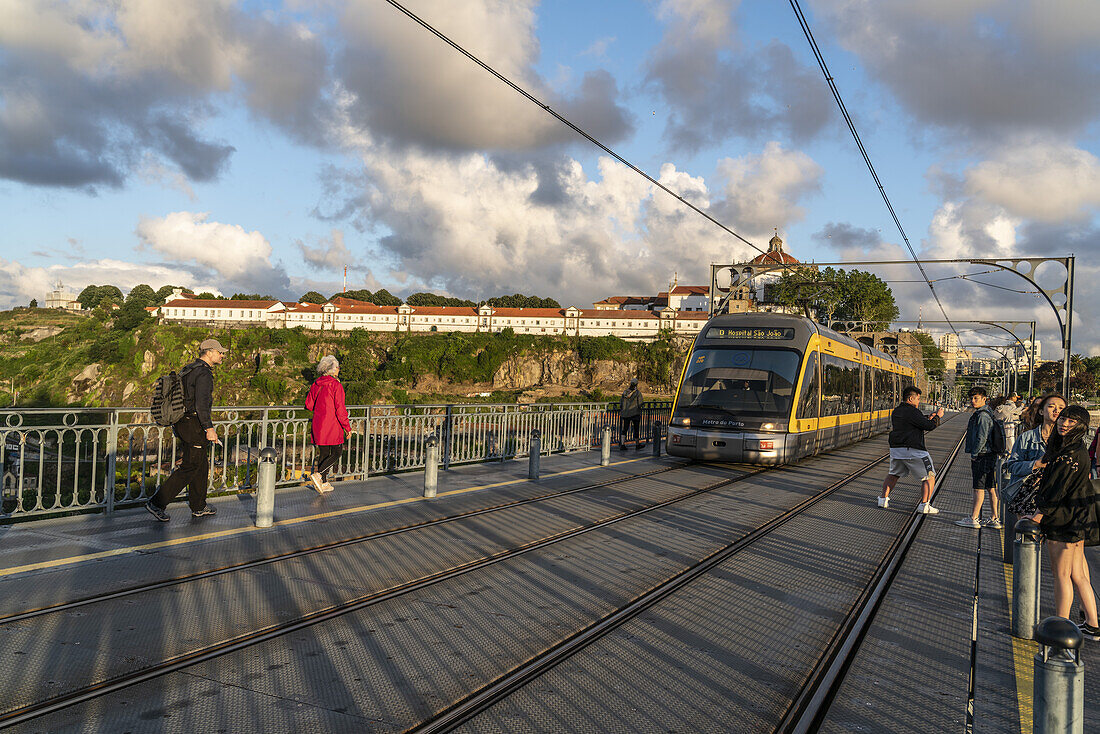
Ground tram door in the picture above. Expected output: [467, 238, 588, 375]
[795, 351, 822, 458]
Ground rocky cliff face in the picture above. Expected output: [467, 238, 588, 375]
[492, 352, 654, 391]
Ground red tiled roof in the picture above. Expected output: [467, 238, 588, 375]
[410, 306, 478, 317]
[670, 285, 709, 295]
[750, 250, 800, 265]
[163, 298, 281, 309]
[487, 308, 566, 318]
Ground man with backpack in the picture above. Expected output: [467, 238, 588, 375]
[956, 386, 1005, 529]
[146, 339, 227, 522]
[619, 378, 644, 451]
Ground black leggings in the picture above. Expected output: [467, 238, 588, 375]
[315, 444, 343, 482]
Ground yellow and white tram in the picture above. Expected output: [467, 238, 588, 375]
[666, 313, 915, 464]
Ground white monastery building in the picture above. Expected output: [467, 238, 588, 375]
[153, 293, 709, 340]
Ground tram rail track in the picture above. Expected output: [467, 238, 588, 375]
[0, 460, 692, 626]
[2, 423, 954, 732]
[1, 456, 781, 729]
[409, 426, 964, 734]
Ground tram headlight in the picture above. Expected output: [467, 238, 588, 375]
[761, 423, 774, 431]
[675, 417, 691, 427]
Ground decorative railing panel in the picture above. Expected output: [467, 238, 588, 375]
[0, 401, 671, 521]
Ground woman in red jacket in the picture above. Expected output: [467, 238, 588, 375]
[305, 355, 352, 494]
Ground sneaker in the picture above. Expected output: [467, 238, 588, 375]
[916, 503, 940, 515]
[191, 505, 216, 518]
[311, 473, 326, 495]
[983, 517, 1004, 529]
[145, 501, 170, 522]
[321, 482, 334, 493]
[1078, 622, 1100, 641]
[955, 517, 982, 528]
[877, 496, 890, 509]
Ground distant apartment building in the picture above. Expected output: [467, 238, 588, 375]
[152, 291, 708, 340]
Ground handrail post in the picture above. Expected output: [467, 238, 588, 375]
[442, 404, 453, 470]
[104, 411, 119, 514]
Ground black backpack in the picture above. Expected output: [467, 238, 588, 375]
[150, 364, 194, 426]
[990, 417, 1007, 455]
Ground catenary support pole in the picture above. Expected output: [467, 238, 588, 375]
[652, 420, 661, 457]
[1013, 517, 1043, 639]
[1033, 617, 1084, 734]
[255, 447, 277, 528]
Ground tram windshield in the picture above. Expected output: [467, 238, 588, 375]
[674, 348, 801, 420]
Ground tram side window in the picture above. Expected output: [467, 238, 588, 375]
[893, 372, 900, 404]
[797, 352, 819, 419]
[875, 368, 892, 411]
[822, 354, 859, 416]
[861, 364, 871, 413]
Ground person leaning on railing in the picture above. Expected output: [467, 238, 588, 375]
[305, 355, 351, 494]
[1026, 405, 1100, 641]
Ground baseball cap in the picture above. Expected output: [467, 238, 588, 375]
[200, 338, 229, 353]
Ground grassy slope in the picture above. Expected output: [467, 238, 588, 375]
[0, 309, 687, 408]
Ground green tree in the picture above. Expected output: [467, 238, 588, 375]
[231, 293, 275, 300]
[126, 284, 157, 308]
[486, 293, 561, 309]
[299, 291, 327, 304]
[338, 289, 374, 302]
[112, 298, 151, 332]
[770, 268, 898, 328]
[78, 284, 125, 310]
[28, 299, 37, 308]
[913, 332, 945, 378]
[406, 292, 477, 307]
[195, 292, 221, 300]
[370, 288, 402, 306]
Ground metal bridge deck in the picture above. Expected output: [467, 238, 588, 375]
[3, 417, 1093, 733]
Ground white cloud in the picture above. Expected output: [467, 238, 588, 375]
[0, 258, 213, 309]
[964, 142, 1100, 223]
[319, 139, 821, 305]
[136, 211, 276, 279]
[297, 229, 356, 271]
[335, 0, 632, 151]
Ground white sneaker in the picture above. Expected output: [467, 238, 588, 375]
[916, 502, 940, 515]
[955, 517, 982, 528]
[877, 496, 889, 509]
[321, 482, 334, 493]
[310, 473, 326, 495]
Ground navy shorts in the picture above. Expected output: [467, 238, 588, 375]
[970, 454, 997, 490]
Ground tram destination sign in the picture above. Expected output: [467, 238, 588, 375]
[706, 326, 796, 340]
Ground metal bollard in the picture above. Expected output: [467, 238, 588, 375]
[1000, 460, 1014, 564]
[1033, 617, 1084, 734]
[424, 435, 438, 499]
[1013, 517, 1043, 639]
[651, 420, 661, 457]
[255, 447, 277, 528]
[600, 427, 611, 466]
[528, 429, 541, 480]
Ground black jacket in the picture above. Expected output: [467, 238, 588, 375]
[1036, 442, 1099, 545]
[180, 359, 215, 430]
[888, 403, 940, 451]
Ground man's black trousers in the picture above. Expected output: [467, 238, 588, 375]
[619, 415, 641, 448]
[151, 414, 210, 512]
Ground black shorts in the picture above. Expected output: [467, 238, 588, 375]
[970, 454, 997, 490]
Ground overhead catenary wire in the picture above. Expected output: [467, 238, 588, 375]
[787, 0, 963, 343]
[381, 0, 766, 256]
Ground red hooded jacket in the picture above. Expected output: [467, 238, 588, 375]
[305, 375, 352, 446]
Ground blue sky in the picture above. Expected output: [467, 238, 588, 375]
[2, 0, 1099, 355]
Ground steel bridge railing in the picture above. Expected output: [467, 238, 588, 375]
[0, 401, 672, 522]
